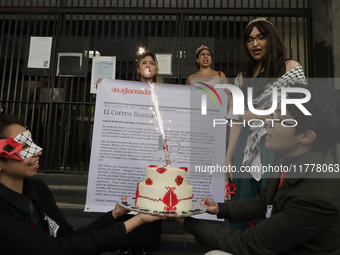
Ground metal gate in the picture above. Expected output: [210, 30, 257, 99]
[0, 0, 313, 172]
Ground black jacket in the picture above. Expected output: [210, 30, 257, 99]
[0, 178, 126, 255]
[184, 150, 340, 254]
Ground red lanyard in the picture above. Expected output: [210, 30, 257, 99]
[278, 171, 287, 189]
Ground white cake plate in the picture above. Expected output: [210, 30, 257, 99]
[118, 197, 207, 217]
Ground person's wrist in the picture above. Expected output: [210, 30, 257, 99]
[112, 209, 117, 219]
[136, 214, 145, 225]
[112, 208, 123, 219]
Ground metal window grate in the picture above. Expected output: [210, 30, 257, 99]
[0, 2, 312, 172]
[0, 0, 309, 8]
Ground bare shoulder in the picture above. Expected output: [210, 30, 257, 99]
[188, 72, 200, 79]
[186, 74, 195, 85]
[285, 60, 301, 72]
[219, 71, 227, 78]
[218, 71, 228, 84]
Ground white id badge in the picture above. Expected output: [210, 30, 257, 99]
[266, 205, 273, 218]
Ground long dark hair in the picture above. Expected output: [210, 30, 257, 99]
[241, 20, 287, 96]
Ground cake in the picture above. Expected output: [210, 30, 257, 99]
[135, 165, 193, 212]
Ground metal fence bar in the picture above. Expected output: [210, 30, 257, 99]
[56, 12, 68, 171]
[225, 15, 230, 77]
[303, 15, 308, 76]
[125, 14, 132, 80]
[233, 15, 237, 77]
[296, 16, 300, 63]
[0, 5, 314, 172]
[2, 14, 12, 113]
[0, 0, 317, 8]
[74, 24, 84, 171]
[289, 16, 292, 59]
[8, 14, 18, 114]
[14, 15, 25, 124]
[85, 14, 94, 172]
[0, 18, 6, 113]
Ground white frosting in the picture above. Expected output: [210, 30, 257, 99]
[144, 166, 189, 185]
[135, 165, 193, 212]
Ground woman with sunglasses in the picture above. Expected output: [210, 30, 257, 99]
[225, 18, 306, 229]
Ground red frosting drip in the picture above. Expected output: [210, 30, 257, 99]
[135, 182, 140, 204]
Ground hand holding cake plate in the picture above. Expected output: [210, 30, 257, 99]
[118, 197, 207, 217]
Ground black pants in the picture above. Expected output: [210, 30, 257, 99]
[119, 214, 162, 247]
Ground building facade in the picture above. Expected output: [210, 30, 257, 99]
[0, 0, 334, 172]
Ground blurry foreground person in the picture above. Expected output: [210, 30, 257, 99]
[176, 83, 340, 255]
[0, 114, 164, 255]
